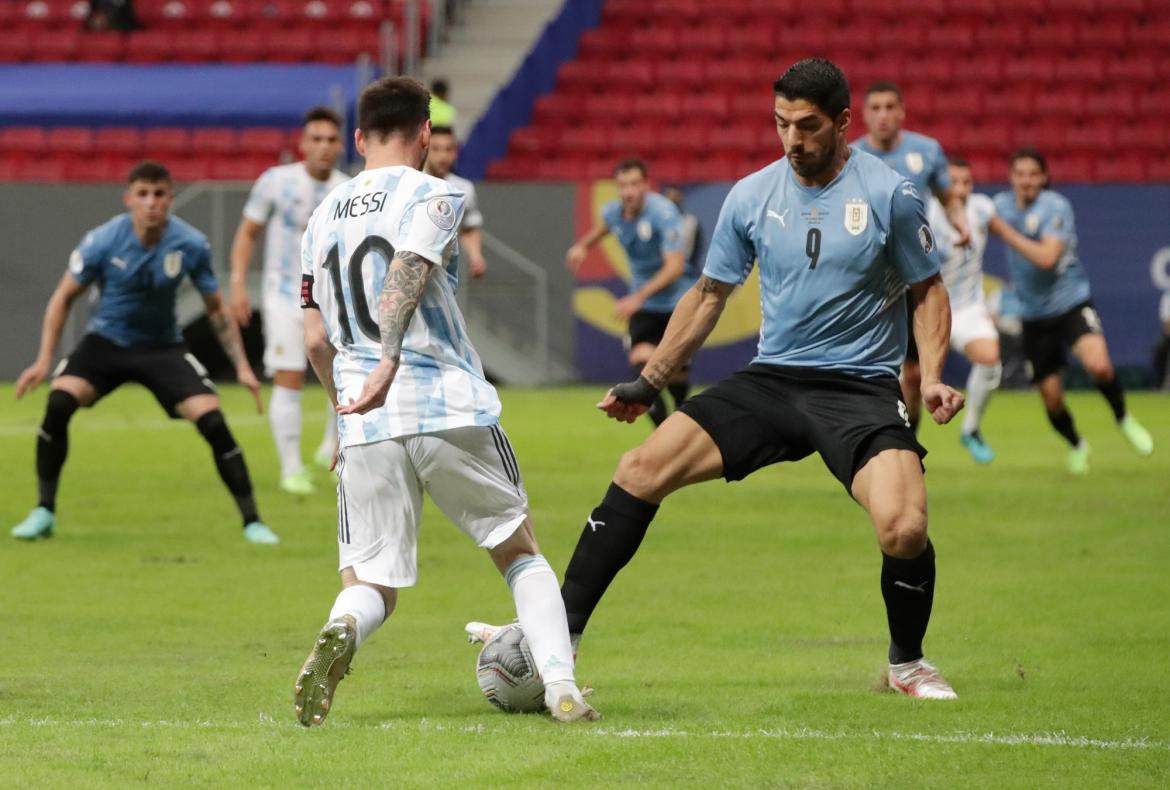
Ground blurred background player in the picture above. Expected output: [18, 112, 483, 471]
[565, 158, 690, 425]
[926, 156, 1001, 463]
[11, 161, 277, 544]
[428, 78, 457, 128]
[423, 125, 487, 279]
[663, 186, 704, 281]
[853, 81, 969, 432]
[989, 147, 1154, 474]
[228, 107, 348, 494]
[295, 77, 596, 726]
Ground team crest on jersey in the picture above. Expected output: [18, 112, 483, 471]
[905, 152, 924, 174]
[637, 219, 653, 241]
[163, 250, 183, 278]
[918, 224, 935, 255]
[1025, 213, 1040, 234]
[843, 199, 869, 236]
[427, 197, 456, 231]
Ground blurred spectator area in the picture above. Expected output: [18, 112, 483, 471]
[484, 0, 1170, 183]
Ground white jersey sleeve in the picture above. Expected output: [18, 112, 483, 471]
[302, 166, 501, 446]
[445, 173, 484, 230]
[932, 193, 995, 309]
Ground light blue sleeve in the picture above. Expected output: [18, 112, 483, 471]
[889, 182, 941, 285]
[701, 185, 755, 285]
[67, 225, 109, 286]
[1040, 196, 1074, 243]
[654, 201, 686, 255]
[927, 140, 952, 195]
[190, 237, 219, 294]
[600, 200, 620, 230]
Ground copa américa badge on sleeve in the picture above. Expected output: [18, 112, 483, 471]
[426, 197, 456, 231]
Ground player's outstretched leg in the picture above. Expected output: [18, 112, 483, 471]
[852, 448, 956, 700]
[296, 579, 393, 727]
[1094, 375, 1153, 457]
[958, 365, 999, 464]
[12, 389, 81, 540]
[192, 408, 278, 543]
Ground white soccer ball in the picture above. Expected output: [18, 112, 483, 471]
[475, 624, 545, 713]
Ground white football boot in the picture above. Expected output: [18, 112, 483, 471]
[887, 658, 958, 700]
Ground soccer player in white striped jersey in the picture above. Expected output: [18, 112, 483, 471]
[926, 157, 1001, 464]
[293, 77, 597, 726]
[229, 107, 349, 495]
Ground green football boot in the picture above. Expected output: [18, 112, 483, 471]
[1066, 441, 1091, 476]
[295, 614, 357, 727]
[279, 469, 315, 495]
[1118, 415, 1153, 456]
[11, 506, 55, 540]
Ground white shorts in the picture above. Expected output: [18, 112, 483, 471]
[262, 295, 306, 375]
[336, 424, 529, 588]
[950, 301, 999, 354]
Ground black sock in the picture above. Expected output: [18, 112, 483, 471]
[36, 390, 80, 513]
[1095, 376, 1127, 422]
[646, 395, 668, 426]
[881, 539, 936, 664]
[1046, 407, 1081, 447]
[561, 482, 659, 636]
[667, 380, 690, 408]
[195, 410, 260, 526]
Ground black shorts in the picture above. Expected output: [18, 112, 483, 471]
[626, 309, 672, 348]
[58, 333, 216, 417]
[677, 363, 926, 491]
[1022, 301, 1103, 382]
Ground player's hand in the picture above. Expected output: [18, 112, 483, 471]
[237, 365, 264, 413]
[229, 288, 253, 327]
[949, 215, 972, 247]
[597, 376, 659, 423]
[469, 253, 487, 279]
[15, 359, 50, 399]
[613, 295, 642, 320]
[987, 215, 1008, 238]
[337, 358, 397, 416]
[921, 380, 965, 425]
[565, 245, 587, 274]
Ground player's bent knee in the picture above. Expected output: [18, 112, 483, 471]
[877, 510, 928, 558]
[613, 445, 667, 501]
[44, 389, 81, 426]
[177, 393, 221, 422]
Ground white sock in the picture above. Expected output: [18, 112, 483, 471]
[320, 402, 338, 453]
[961, 362, 1001, 436]
[328, 584, 386, 648]
[505, 554, 576, 686]
[269, 385, 304, 479]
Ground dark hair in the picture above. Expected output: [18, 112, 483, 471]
[864, 81, 903, 102]
[948, 155, 970, 169]
[127, 160, 171, 184]
[614, 157, 648, 178]
[303, 106, 343, 129]
[430, 78, 449, 98]
[1010, 146, 1048, 173]
[773, 58, 851, 118]
[430, 125, 456, 138]
[358, 76, 430, 141]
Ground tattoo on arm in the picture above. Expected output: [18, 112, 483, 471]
[379, 250, 432, 362]
[210, 312, 244, 366]
[695, 275, 721, 294]
[642, 360, 674, 389]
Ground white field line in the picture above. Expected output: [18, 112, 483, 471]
[0, 717, 1163, 752]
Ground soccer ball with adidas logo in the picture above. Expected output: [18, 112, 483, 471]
[475, 624, 545, 713]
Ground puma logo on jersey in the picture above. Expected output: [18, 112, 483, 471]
[894, 580, 929, 593]
[767, 208, 789, 228]
[586, 517, 605, 532]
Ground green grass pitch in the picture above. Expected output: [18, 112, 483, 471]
[1, 383, 1167, 787]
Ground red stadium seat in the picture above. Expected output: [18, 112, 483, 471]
[136, 0, 196, 28]
[17, 158, 67, 182]
[1033, 88, 1085, 117]
[577, 29, 625, 60]
[725, 26, 775, 55]
[676, 27, 727, 55]
[343, 0, 385, 23]
[1083, 89, 1135, 117]
[125, 31, 177, 63]
[94, 127, 143, 156]
[172, 30, 221, 61]
[932, 88, 982, 117]
[485, 158, 539, 180]
[0, 30, 36, 62]
[167, 157, 213, 181]
[191, 128, 239, 154]
[626, 28, 677, 55]
[556, 61, 596, 93]
[683, 156, 738, 182]
[1026, 22, 1078, 50]
[142, 128, 193, 155]
[975, 22, 1025, 50]
[1105, 55, 1158, 84]
[1082, 17, 1128, 50]
[265, 28, 315, 61]
[219, 30, 267, 61]
[656, 58, 705, 89]
[46, 127, 95, 155]
[238, 127, 291, 155]
[610, 125, 658, 156]
[1147, 155, 1170, 182]
[680, 93, 729, 117]
[559, 127, 610, 155]
[209, 155, 271, 180]
[319, 25, 380, 63]
[651, 157, 687, 184]
[531, 94, 578, 126]
[1012, 119, 1064, 149]
[66, 156, 132, 182]
[28, 29, 81, 61]
[19, 0, 74, 26]
[1049, 154, 1095, 182]
[638, 93, 682, 120]
[1137, 90, 1170, 115]
[508, 126, 561, 154]
[1002, 55, 1056, 83]
[709, 124, 760, 155]
[1094, 155, 1147, 183]
[606, 61, 655, 89]
[76, 33, 126, 62]
[583, 93, 637, 119]
[0, 126, 48, 155]
[1127, 18, 1170, 48]
[983, 86, 1035, 118]
[658, 127, 708, 153]
[1061, 121, 1114, 152]
[1115, 120, 1167, 152]
[957, 122, 1013, 155]
[1054, 55, 1104, 83]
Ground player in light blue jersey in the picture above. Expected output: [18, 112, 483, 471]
[988, 148, 1153, 474]
[471, 59, 966, 701]
[854, 81, 970, 433]
[11, 161, 277, 545]
[567, 158, 690, 425]
[294, 77, 597, 726]
[229, 107, 349, 494]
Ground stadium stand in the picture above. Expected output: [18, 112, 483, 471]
[482, 0, 1170, 183]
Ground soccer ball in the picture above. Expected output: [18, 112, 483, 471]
[475, 624, 545, 713]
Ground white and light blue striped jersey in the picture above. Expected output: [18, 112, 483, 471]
[927, 193, 995, 309]
[703, 151, 940, 379]
[301, 165, 501, 446]
[244, 162, 348, 305]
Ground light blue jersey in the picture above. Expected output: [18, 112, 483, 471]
[852, 130, 951, 199]
[68, 214, 218, 347]
[601, 192, 688, 312]
[992, 189, 1090, 320]
[302, 165, 501, 445]
[703, 151, 940, 378]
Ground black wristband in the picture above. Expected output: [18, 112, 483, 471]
[611, 375, 660, 407]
